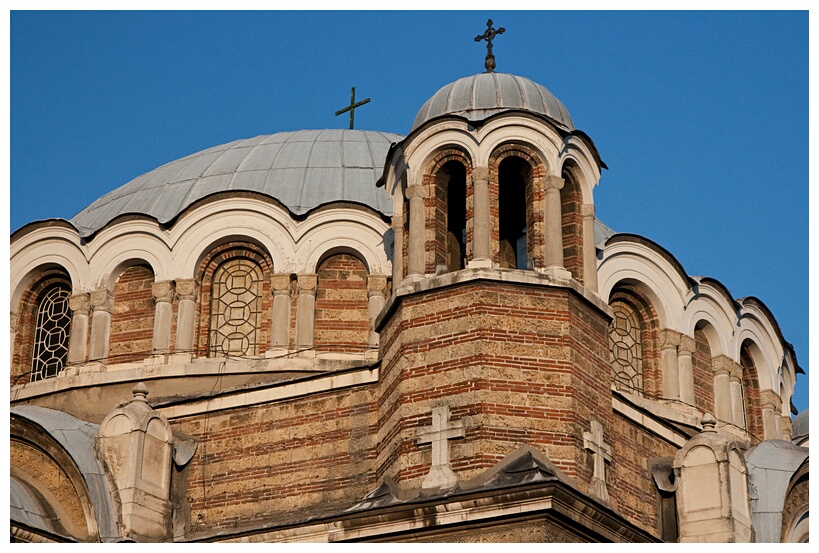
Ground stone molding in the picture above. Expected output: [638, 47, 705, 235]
[678, 334, 696, 354]
[405, 184, 426, 199]
[658, 328, 681, 350]
[581, 203, 595, 218]
[367, 275, 388, 297]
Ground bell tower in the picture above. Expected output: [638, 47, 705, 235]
[375, 69, 614, 502]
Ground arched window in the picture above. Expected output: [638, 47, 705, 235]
[30, 284, 72, 381]
[498, 156, 531, 270]
[429, 157, 468, 274]
[608, 299, 644, 396]
[208, 257, 264, 357]
[560, 165, 584, 282]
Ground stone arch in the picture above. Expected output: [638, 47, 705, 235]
[12, 266, 73, 386]
[560, 160, 585, 282]
[421, 148, 473, 274]
[739, 339, 766, 442]
[107, 264, 156, 365]
[607, 282, 662, 399]
[195, 241, 274, 358]
[488, 144, 548, 270]
[313, 252, 370, 355]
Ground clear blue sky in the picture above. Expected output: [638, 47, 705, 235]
[9, 11, 809, 413]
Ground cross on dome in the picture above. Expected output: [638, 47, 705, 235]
[474, 19, 505, 73]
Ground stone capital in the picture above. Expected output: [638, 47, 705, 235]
[581, 203, 595, 218]
[270, 274, 292, 295]
[729, 362, 744, 381]
[69, 293, 91, 315]
[297, 274, 318, 294]
[678, 334, 697, 355]
[391, 214, 405, 228]
[543, 176, 565, 191]
[10, 311, 18, 333]
[175, 279, 198, 301]
[152, 281, 175, 303]
[658, 329, 681, 349]
[471, 166, 490, 182]
[405, 184, 426, 200]
[760, 389, 781, 411]
[367, 275, 388, 297]
[712, 355, 734, 376]
[90, 288, 115, 312]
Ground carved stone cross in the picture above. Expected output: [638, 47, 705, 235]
[474, 19, 505, 73]
[583, 419, 612, 503]
[334, 87, 370, 130]
[417, 405, 464, 489]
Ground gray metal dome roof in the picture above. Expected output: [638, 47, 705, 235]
[792, 409, 809, 441]
[71, 129, 403, 237]
[411, 73, 574, 132]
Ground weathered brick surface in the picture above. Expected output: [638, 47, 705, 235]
[609, 412, 678, 535]
[376, 280, 613, 498]
[109, 265, 155, 364]
[560, 170, 584, 283]
[314, 254, 369, 353]
[692, 328, 716, 415]
[173, 384, 378, 533]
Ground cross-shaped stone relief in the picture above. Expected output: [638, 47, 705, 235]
[417, 404, 464, 489]
[583, 419, 612, 503]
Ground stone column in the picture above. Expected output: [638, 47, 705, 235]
[391, 214, 405, 283]
[469, 167, 492, 268]
[712, 356, 733, 423]
[659, 329, 681, 401]
[67, 293, 91, 365]
[729, 363, 745, 428]
[367, 275, 388, 351]
[89, 288, 115, 363]
[677, 334, 696, 406]
[406, 184, 426, 277]
[174, 279, 198, 355]
[543, 176, 568, 276]
[760, 389, 781, 440]
[151, 281, 174, 357]
[581, 203, 599, 293]
[269, 274, 292, 351]
[295, 274, 317, 350]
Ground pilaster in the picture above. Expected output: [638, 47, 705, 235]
[150, 281, 174, 358]
[542, 176, 566, 276]
[406, 184, 426, 277]
[469, 167, 492, 268]
[268, 274, 292, 353]
[295, 274, 317, 352]
[581, 203, 599, 293]
[677, 334, 696, 406]
[658, 329, 681, 401]
[173, 279, 198, 361]
[67, 293, 91, 365]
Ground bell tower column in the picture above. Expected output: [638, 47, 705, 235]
[581, 203, 599, 292]
[406, 184, 426, 277]
[543, 176, 570, 278]
[469, 167, 492, 268]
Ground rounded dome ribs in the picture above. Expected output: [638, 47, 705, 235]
[411, 72, 574, 132]
[70, 129, 403, 237]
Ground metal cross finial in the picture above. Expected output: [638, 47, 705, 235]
[474, 19, 505, 73]
[335, 87, 371, 130]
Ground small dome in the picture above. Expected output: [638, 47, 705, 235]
[411, 73, 574, 132]
[71, 129, 403, 237]
[792, 409, 809, 441]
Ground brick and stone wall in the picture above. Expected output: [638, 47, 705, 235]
[314, 254, 369, 354]
[173, 384, 378, 534]
[109, 265, 155, 364]
[376, 280, 613, 496]
[560, 171, 584, 283]
[692, 328, 716, 416]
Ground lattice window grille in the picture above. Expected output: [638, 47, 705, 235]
[609, 301, 644, 396]
[31, 285, 72, 381]
[209, 258, 263, 358]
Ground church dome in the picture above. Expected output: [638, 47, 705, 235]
[70, 129, 403, 237]
[411, 73, 574, 132]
